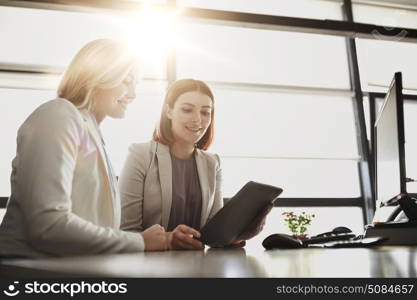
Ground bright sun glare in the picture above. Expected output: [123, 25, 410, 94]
[124, 5, 182, 60]
[117, 4, 224, 72]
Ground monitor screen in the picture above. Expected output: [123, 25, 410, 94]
[374, 72, 406, 208]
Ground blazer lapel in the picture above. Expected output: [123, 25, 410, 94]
[155, 142, 173, 229]
[79, 110, 116, 218]
[195, 150, 210, 228]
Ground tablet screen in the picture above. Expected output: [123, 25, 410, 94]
[199, 181, 283, 247]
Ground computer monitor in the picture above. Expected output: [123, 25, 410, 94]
[374, 72, 406, 208]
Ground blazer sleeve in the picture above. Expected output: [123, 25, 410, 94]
[207, 154, 223, 220]
[119, 144, 148, 232]
[16, 102, 144, 256]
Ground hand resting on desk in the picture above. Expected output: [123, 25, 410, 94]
[168, 224, 204, 250]
[142, 224, 170, 251]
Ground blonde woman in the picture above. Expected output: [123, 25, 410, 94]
[0, 39, 168, 257]
[119, 79, 271, 250]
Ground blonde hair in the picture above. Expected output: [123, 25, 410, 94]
[153, 79, 215, 150]
[58, 39, 139, 110]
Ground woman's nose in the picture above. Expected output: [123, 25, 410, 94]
[191, 112, 201, 123]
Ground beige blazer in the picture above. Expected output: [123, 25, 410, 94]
[119, 141, 223, 232]
[0, 99, 144, 258]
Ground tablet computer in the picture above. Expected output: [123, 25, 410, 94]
[199, 181, 283, 247]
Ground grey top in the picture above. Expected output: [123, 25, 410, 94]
[167, 153, 203, 231]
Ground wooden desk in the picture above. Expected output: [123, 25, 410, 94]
[1, 246, 416, 278]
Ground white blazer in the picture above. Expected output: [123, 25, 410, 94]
[119, 141, 223, 232]
[0, 99, 144, 257]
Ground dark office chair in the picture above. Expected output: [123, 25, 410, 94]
[0, 197, 7, 209]
[0, 197, 7, 224]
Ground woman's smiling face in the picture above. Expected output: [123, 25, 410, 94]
[167, 91, 213, 147]
[92, 72, 137, 123]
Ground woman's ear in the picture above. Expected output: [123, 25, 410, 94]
[165, 104, 173, 120]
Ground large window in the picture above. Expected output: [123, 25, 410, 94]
[0, 6, 167, 77]
[176, 24, 350, 88]
[353, 2, 417, 30]
[356, 39, 417, 93]
[208, 89, 359, 198]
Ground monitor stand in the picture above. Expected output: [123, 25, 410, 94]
[364, 195, 417, 245]
[397, 194, 417, 220]
[364, 220, 417, 245]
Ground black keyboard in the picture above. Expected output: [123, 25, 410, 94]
[313, 237, 387, 248]
[303, 233, 356, 245]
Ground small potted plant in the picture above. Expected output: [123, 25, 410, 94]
[282, 211, 315, 239]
